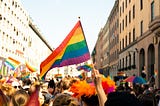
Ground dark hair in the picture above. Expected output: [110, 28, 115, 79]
[138, 93, 157, 106]
[48, 79, 55, 89]
[81, 95, 99, 106]
[105, 92, 142, 106]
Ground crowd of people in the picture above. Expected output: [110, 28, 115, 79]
[0, 68, 160, 106]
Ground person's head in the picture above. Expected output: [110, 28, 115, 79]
[81, 95, 99, 106]
[12, 81, 21, 90]
[48, 79, 56, 94]
[9, 90, 29, 106]
[1, 83, 16, 97]
[49, 93, 80, 106]
[105, 92, 142, 106]
[0, 89, 9, 106]
[138, 93, 157, 106]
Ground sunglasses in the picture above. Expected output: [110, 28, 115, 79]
[14, 86, 21, 89]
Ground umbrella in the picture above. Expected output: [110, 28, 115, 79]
[124, 76, 147, 84]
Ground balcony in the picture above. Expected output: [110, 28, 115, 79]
[149, 16, 160, 37]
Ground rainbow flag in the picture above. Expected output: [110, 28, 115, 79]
[40, 20, 90, 79]
[26, 62, 37, 72]
[77, 64, 93, 72]
[54, 74, 62, 78]
[4, 57, 20, 70]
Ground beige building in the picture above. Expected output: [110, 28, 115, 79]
[93, 29, 103, 70]
[119, 0, 138, 76]
[93, 0, 160, 88]
[108, 0, 119, 78]
[119, 0, 160, 87]
[0, 0, 52, 76]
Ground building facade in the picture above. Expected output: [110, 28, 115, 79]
[94, 29, 103, 70]
[119, 0, 160, 88]
[0, 0, 52, 76]
[93, 0, 160, 88]
[108, 0, 119, 78]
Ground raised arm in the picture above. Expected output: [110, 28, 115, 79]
[92, 68, 107, 106]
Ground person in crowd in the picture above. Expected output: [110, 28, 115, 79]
[9, 89, 29, 106]
[60, 77, 79, 95]
[22, 78, 31, 92]
[124, 82, 132, 92]
[11, 81, 22, 91]
[92, 68, 142, 106]
[70, 70, 116, 106]
[48, 93, 80, 106]
[1, 83, 16, 99]
[48, 78, 56, 95]
[138, 92, 157, 106]
[42, 78, 56, 105]
[0, 89, 9, 106]
[70, 79, 99, 106]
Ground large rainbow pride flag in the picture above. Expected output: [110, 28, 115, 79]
[40, 20, 90, 79]
[4, 57, 20, 70]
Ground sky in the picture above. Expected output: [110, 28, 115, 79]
[21, 0, 115, 53]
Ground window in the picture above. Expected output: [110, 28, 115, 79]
[120, 23, 121, 33]
[0, 14, 2, 20]
[140, 20, 143, 36]
[123, 58, 124, 69]
[122, 19, 124, 30]
[125, 0, 127, 8]
[140, 0, 143, 10]
[151, 1, 154, 21]
[126, 56, 128, 68]
[133, 5, 135, 19]
[120, 59, 121, 69]
[133, 28, 135, 41]
[133, 52, 136, 65]
[122, 2, 124, 13]
[125, 35, 127, 47]
[122, 38, 124, 49]
[120, 41, 121, 50]
[120, 7, 121, 16]
[125, 15, 127, 27]
[129, 54, 131, 66]
[129, 10, 131, 23]
[129, 32, 131, 44]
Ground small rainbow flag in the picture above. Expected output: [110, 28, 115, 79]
[54, 74, 62, 78]
[77, 64, 93, 72]
[4, 57, 20, 70]
[25, 62, 37, 72]
[40, 20, 90, 79]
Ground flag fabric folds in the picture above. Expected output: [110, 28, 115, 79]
[76, 64, 93, 72]
[4, 57, 20, 70]
[25, 62, 37, 72]
[40, 20, 90, 79]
